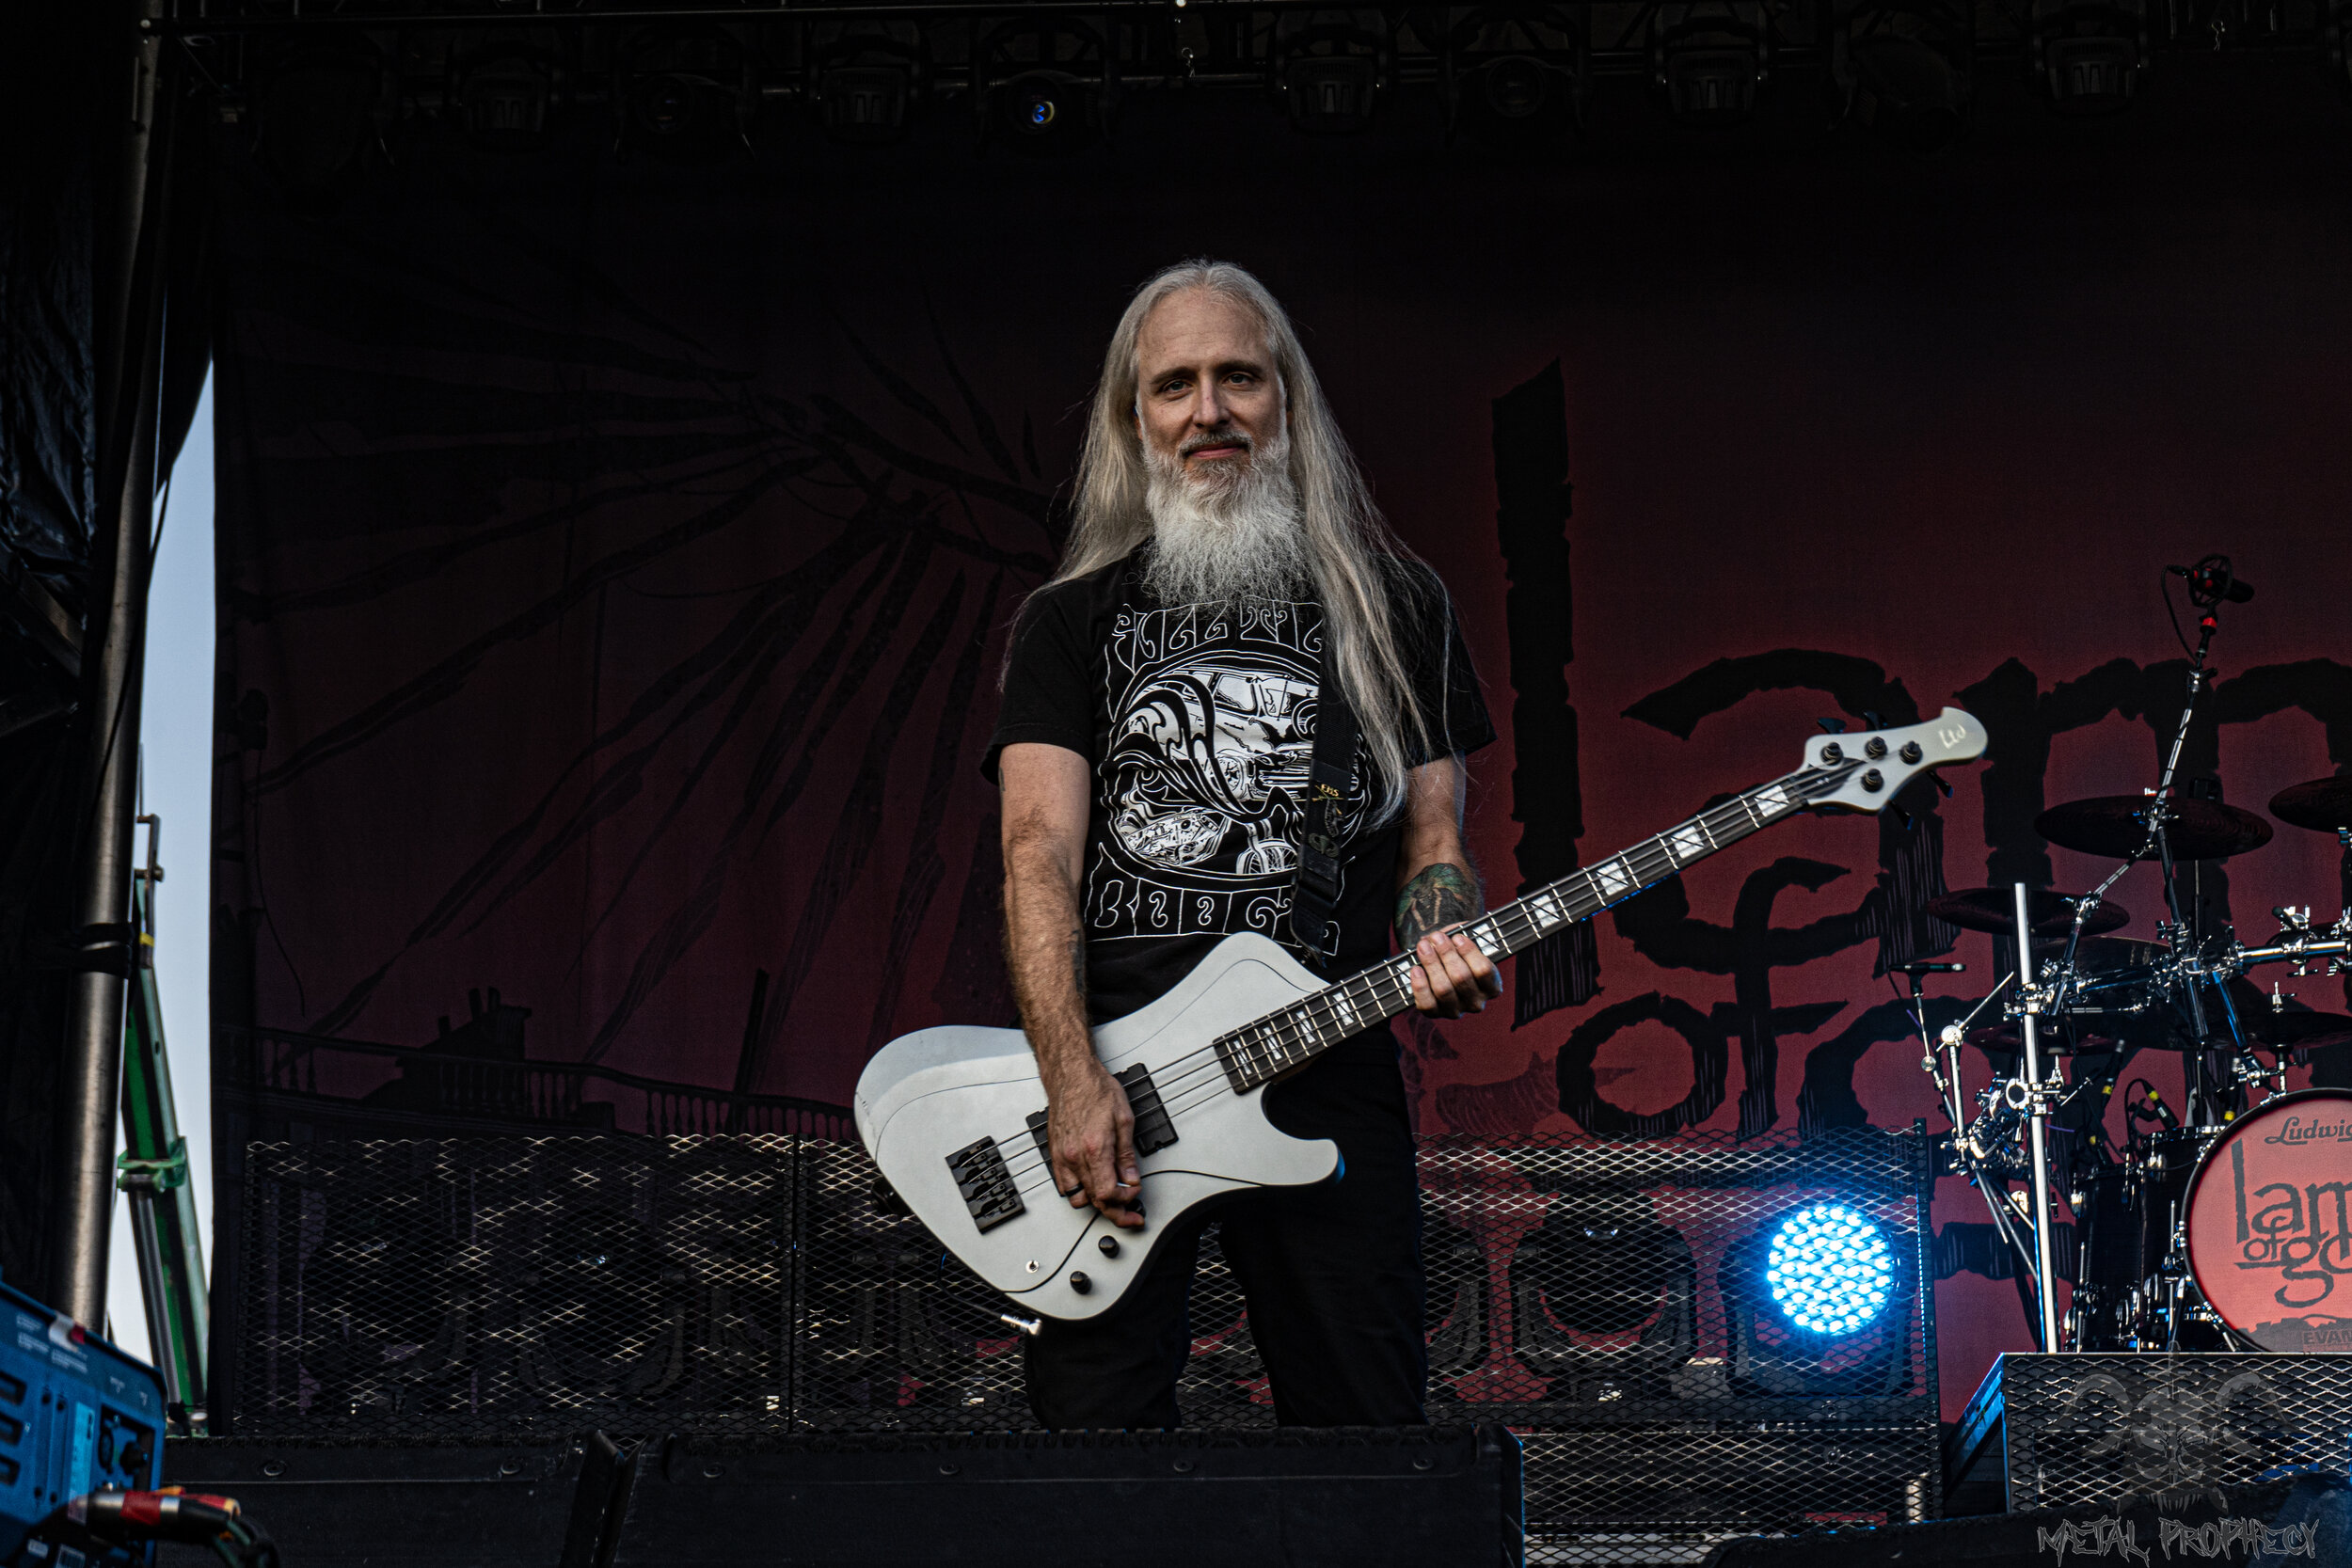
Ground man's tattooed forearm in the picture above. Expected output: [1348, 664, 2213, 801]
[1396, 863, 1481, 951]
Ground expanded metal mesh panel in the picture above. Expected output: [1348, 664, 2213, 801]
[235, 1128, 1939, 1555]
[1984, 1353, 2352, 1511]
[1423, 1130, 1940, 1564]
[233, 1137, 797, 1438]
[1420, 1130, 1935, 1423]
[791, 1138, 1269, 1432]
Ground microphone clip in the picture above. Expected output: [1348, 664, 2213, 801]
[2169, 553, 2253, 610]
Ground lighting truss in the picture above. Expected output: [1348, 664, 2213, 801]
[153, 0, 2348, 153]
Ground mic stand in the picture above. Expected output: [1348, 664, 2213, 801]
[2046, 584, 2243, 1125]
[2150, 652, 2220, 1124]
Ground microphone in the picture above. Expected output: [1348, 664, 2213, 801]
[2169, 557, 2255, 605]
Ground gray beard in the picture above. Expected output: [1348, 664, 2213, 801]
[1138, 434, 1311, 608]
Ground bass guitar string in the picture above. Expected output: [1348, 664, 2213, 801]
[991, 767, 1844, 1196]
[993, 767, 1842, 1196]
[998, 768, 1841, 1197]
[1001, 955, 1428, 1196]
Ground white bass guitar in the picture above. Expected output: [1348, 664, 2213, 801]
[855, 708, 1988, 1322]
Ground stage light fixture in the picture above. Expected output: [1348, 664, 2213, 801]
[614, 25, 755, 163]
[989, 71, 1099, 150]
[1652, 8, 1772, 126]
[979, 21, 1105, 154]
[2031, 0, 2147, 113]
[1446, 9, 1586, 146]
[1764, 1203, 1896, 1335]
[1009, 76, 1069, 133]
[1507, 1200, 1698, 1400]
[819, 67, 912, 144]
[811, 30, 928, 148]
[1278, 24, 1388, 134]
[1836, 0, 1972, 152]
[447, 43, 559, 152]
[1723, 1200, 1913, 1396]
[254, 40, 386, 200]
[1486, 56, 1548, 117]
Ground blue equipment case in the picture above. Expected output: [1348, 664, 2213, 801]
[0, 1275, 169, 1567]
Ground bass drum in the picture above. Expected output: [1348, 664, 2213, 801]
[2183, 1088, 2352, 1352]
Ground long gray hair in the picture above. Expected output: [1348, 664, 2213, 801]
[1040, 259, 1441, 824]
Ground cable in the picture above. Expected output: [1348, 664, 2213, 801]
[2159, 563, 2195, 659]
[76, 1489, 279, 1568]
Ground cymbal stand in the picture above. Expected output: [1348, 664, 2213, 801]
[1908, 973, 2052, 1340]
[2337, 827, 2351, 930]
[1911, 971, 2010, 1137]
[2011, 882, 2065, 1353]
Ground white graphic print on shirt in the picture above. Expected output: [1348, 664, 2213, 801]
[1084, 599, 1365, 949]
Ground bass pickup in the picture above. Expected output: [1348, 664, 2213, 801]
[1025, 1063, 1180, 1164]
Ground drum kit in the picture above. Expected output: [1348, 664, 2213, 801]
[1903, 557, 2352, 1355]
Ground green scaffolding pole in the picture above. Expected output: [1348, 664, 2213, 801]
[118, 812, 209, 1426]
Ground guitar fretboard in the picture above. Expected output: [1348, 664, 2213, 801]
[1212, 764, 1852, 1091]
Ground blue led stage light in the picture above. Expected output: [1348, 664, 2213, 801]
[1764, 1202, 1895, 1336]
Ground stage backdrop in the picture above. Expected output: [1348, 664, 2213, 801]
[207, 98, 2352, 1419]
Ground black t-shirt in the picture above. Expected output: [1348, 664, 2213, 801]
[983, 553, 1494, 1032]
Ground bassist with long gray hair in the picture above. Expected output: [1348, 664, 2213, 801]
[984, 260, 1500, 1428]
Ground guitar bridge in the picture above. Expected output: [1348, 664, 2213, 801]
[1024, 1063, 1181, 1164]
[945, 1135, 1025, 1232]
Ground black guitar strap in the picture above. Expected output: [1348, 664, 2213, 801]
[1292, 638, 1359, 967]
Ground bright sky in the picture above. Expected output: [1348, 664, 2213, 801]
[106, 371, 215, 1362]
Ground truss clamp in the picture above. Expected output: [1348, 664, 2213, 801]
[118, 1137, 189, 1194]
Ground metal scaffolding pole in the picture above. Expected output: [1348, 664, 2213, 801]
[50, 0, 168, 1332]
[119, 816, 210, 1417]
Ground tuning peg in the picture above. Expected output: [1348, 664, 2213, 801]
[1932, 776, 1953, 799]
[1892, 805, 1914, 832]
[1861, 710, 1885, 730]
[1817, 717, 1848, 735]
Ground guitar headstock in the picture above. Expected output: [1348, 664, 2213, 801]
[1802, 707, 1987, 813]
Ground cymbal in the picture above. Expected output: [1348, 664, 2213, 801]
[2249, 1009, 2352, 1051]
[2035, 795, 2274, 862]
[1964, 1023, 2125, 1057]
[2031, 935, 2169, 972]
[2270, 775, 2352, 833]
[1929, 886, 2130, 937]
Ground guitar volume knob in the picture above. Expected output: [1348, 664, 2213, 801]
[1098, 1235, 1120, 1258]
[1068, 1272, 1091, 1294]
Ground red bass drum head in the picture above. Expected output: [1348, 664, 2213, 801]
[2184, 1088, 2352, 1352]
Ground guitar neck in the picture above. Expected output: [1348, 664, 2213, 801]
[1213, 764, 1851, 1091]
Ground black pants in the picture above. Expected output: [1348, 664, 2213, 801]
[1023, 1039, 1426, 1429]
